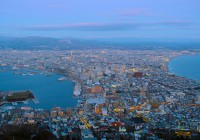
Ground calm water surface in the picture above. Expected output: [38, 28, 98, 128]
[169, 54, 200, 81]
[0, 70, 77, 109]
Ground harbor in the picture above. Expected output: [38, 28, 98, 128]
[0, 69, 77, 109]
[0, 90, 38, 107]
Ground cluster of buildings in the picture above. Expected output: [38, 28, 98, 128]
[0, 49, 200, 139]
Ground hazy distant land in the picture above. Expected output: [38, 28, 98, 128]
[0, 36, 200, 51]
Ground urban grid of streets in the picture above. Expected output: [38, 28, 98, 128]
[0, 49, 200, 139]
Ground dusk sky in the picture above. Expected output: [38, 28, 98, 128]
[0, 0, 199, 39]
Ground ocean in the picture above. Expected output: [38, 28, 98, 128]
[0, 70, 78, 109]
[169, 54, 200, 81]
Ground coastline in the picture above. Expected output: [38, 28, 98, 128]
[1, 52, 200, 110]
[0, 69, 77, 109]
[167, 53, 200, 82]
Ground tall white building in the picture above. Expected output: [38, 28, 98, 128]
[102, 107, 108, 116]
[73, 83, 81, 96]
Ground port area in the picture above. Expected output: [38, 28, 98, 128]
[0, 90, 35, 106]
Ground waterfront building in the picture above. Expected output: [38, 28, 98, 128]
[74, 83, 81, 96]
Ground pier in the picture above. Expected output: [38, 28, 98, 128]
[32, 99, 39, 104]
[0, 90, 36, 106]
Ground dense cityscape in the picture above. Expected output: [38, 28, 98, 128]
[1, 0, 200, 139]
[0, 49, 200, 139]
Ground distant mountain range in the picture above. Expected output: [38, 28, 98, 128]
[0, 36, 200, 50]
[0, 36, 108, 50]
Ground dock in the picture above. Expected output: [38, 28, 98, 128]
[32, 99, 39, 104]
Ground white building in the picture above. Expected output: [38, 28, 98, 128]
[102, 107, 108, 116]
[74, 83, 81, 96]
[87, 98, 106, 104]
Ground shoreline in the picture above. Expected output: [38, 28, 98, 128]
[167, 53, 200, 82]
[1, 52, 200, 110]
[0, 69, 78, 109]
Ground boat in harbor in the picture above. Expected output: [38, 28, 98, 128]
[12, 66, 18, 70]
[45, 73, 52, 77]
[58, 77, 67, 81]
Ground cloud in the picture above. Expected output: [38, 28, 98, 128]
[18, 20, 194, 31]
[19, 23, 140, 31]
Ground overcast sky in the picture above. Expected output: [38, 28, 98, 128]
[0, 0, 199, 39]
